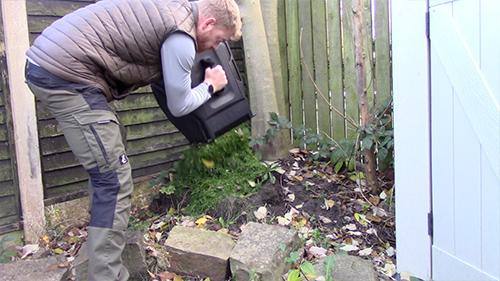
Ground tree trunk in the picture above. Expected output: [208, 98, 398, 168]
[352, 0, 378, 192]
[238, 0, 289, 160]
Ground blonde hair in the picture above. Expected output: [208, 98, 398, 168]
[198, 0, 242, 41]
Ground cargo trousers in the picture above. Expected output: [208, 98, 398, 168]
[27, 82, 133, 281]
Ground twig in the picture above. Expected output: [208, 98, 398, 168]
[320, 131, 353, 161]
[299, 29, 359, 130]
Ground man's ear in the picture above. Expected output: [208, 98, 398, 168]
[200, 17, 217, 31]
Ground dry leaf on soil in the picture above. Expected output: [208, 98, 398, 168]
[254, 206, 268, 220]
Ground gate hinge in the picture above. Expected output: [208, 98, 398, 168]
[428, 211, 433, 237]
[425, 11, 430, 39]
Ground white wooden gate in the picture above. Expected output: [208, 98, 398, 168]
[430, 0, 500, 280]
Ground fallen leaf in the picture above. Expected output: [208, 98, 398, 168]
[381, 262, 396, 277]
[201, 158, 215, 169]
[294, 203, 303, 209]
[344, 224, 357, 231]
[174, 276, 184, 281]
[343, 237, 359, 246]
[319, 216, 332, 224]
[305, 181, 315, 187]
[150, 221, 167, 231]
[386, 246, 396, 257]
[372, 206, 388, 217]
[254, 206, 268, 220]
[275, 167, 286, 174]
[155, 232, 162, 242]
[347, 231, 362, 236]
[289, 148, 301, 154]
[358, 247, 373, 256]
[247, 180, 256, 187]
[308, 246, 327, 258]
[287, 193, 296, 202]
[20, 244, 39, 259]
[293, 175, 304, 182]
[277, 216, 291, 226]
[303, 172, 314, 178]
[298, 226, 313, 237]
[323, 199, 335, 210]
[368, 196, 380, 206]
[379, 190, 387, 200]
[284, 207, 300, 220]
[194, 215, 212, 227]
[354, 213, 369, 226]
[53, 248, 65, 255]
[292, 216, 308, 228]
[339, 244, 359, 252]
[41, 235, 50, 245]
[366, 214, 382, 223]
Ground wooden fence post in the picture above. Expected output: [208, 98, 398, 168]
[1, 0, 45, 243]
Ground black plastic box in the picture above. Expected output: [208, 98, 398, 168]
[152, 42, 253, 143]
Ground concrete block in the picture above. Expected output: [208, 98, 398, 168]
[229, 222, 301, 281]
[0, 256, 67, 281]
[164, 226, 235, 281]
[314, 254, 377, 281]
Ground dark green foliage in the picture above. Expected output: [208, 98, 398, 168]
[252, 98, 394, 174]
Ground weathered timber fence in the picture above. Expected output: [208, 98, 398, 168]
[0, 23, 19, 234]
[279, 0, 391, 140]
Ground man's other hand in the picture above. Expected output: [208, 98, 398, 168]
[204, 65, 227, 93]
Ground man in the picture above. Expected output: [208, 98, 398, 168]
[24, 0, 242, 280]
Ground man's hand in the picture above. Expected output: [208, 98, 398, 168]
[204, 65, 227, 93]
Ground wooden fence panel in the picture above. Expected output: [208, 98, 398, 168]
[327, 0, 345, 139]
[298, 0, 317, 135]
[285, 0, 302, 135]
[374, 0, 391, 104]
[341, 0, 359, 138]
[312, 0, 331, 136]
[282, 0, 392, 141]
[277, 0, 289, 115]
[363, 0, 375, 107]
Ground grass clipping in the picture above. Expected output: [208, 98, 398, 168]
[164, 128, 267, 215]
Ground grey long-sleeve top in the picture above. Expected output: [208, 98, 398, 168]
[161, 33, 211, 117]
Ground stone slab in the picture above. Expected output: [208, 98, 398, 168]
[164, 226, 236, 281]
[0, 256, 67, 281]
[229, 222, 302, 281]
[314, 254, 378, 281]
